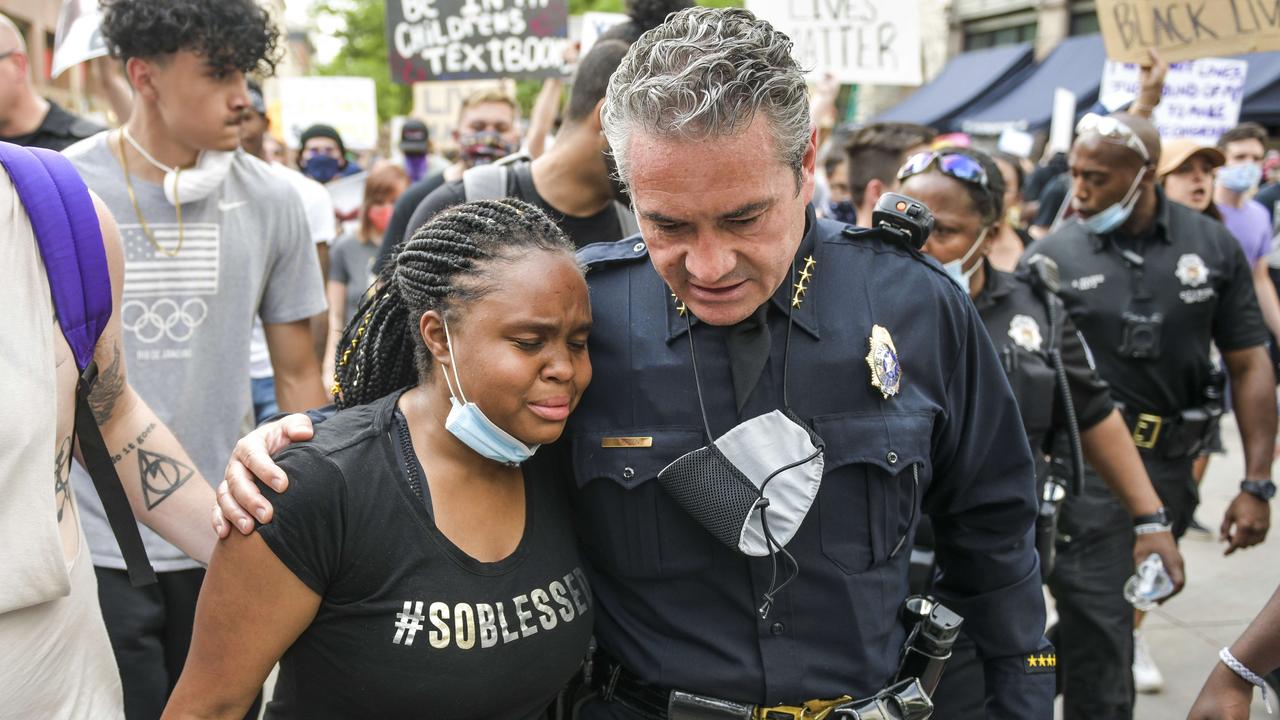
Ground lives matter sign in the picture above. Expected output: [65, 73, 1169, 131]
[1100, 58, 1247, 143]
[1097, 0, 1280, 63]
[387, 0, 569, 84]
[746, 0, 923, 86]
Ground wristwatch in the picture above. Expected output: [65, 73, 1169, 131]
[1132, 507, 1172, 535]
[1240, 479, 1277, 501]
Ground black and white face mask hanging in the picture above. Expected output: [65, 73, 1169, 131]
[657, 264, 824, 618]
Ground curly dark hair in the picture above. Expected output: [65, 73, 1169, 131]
[100, 0, 281, 75]
[597, 0, 694, 44]
[331, 199, 578, 409]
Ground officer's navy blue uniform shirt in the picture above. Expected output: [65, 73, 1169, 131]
[564, 209, 1054, 716]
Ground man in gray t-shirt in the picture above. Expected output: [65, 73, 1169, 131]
[62, 0, 328, 715]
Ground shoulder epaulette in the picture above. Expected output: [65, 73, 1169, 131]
[833, 224, 957, 286]
[577, 233, 649, 271]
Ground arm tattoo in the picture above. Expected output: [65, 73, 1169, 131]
[138, 448, 194, 511]
[54, 436, 73, 522]
[88, 342, 126, 425]
[110, 422, 157, 465]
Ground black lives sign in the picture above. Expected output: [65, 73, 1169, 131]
[387, 0, 569, 84]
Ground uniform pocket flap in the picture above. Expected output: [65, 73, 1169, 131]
[572, 427, 706, 490]
[812, 411, 933, 474]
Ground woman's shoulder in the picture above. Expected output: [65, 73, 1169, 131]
[276, 395, 396, 471]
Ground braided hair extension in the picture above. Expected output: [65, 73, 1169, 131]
[332, 198, 576, 409]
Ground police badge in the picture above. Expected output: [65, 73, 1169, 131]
[1008, 314, 1043, 352]
[866, 324, 901, 399]
[1175, 253, 1209, 287]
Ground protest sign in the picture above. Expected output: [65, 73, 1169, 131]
[579, 11, 628, 55]
[412, 78, 517, 152]
[52, 0, 108, 79]
[1099, 58, 1247, 143]
[998, 128, 1036, 158]
[1097, 0, 1280, 63]
[1049, 89, 1077, 154]
[745, 0, 923, 85]
[278, 77, 379, 151]
[387, 0, 570, 84]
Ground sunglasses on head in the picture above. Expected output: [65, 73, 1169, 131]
[1075, 113, 1150, 163]
[897, 151, 990, 191]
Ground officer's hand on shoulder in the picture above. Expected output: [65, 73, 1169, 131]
[213, 413, 314, 538]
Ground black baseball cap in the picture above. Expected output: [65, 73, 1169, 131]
[400, 119, 429, 154]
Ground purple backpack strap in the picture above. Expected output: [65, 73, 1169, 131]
[0, 140, 156, 587]
[0, 141, 110, 371]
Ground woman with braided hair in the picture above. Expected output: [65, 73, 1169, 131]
[164, 199, 595, 719]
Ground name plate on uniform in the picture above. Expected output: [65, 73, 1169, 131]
[601, 437, 653, 448]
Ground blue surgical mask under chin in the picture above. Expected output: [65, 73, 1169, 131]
[439, 320, 540, 466]
[942, 226, 989, 293]
[303, 155, 341, 183]
[1218, 163, 1262, 193]
[1082, 166, 1147, 236]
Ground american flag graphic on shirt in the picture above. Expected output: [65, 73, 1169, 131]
[119, 223, 220, 346]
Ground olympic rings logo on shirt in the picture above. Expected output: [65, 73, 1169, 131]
[121, 298, 209, 344]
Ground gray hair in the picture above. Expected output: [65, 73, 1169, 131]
[601, 6, 811, 191]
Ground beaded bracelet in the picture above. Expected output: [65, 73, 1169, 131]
[1219, 647, 1273, 714]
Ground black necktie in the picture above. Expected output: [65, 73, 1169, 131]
[726, 302, 771, 413]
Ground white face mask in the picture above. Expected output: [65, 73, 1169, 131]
[123, 128, 234, 206]
[941, 225, 990, 293]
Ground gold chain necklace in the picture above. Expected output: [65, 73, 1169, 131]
[117, 130, 183, 258]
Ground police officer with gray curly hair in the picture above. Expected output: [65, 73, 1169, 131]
[216, 7, 1055, 718]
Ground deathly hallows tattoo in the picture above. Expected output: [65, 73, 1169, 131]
[138, 448, 194, 511]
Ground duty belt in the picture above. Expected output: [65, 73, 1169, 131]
[594, 662, 933, 720]
[1119, 405, 1220, 459]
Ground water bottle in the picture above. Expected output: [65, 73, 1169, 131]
[1124, 554, 1174, 610]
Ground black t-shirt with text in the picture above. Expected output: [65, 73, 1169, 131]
[255, 391, 593, 719]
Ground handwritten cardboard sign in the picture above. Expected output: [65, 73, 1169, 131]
[1100, 57, 1247, 143]
[387, 0, 569, 84]
[1097, 0, 1280, 63]
[745, 0, 923, 86]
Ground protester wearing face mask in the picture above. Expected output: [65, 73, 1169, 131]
[378, 89, 522, 264]
[322, 162, 409, 384]
[1215, 124, 1280, 346]
[899, 146, 1184, 720]
[1028, 113, 1276, 720]
[296, 123, 362, 185]
[164, 199, 595, 719]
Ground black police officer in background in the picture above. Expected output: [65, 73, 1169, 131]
[214, 8, 1055, 718]
[1029, 113, 1276, 720]
[900, 146, 1186, 719]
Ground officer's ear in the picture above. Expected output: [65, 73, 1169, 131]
[419, 310, 453, 371]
